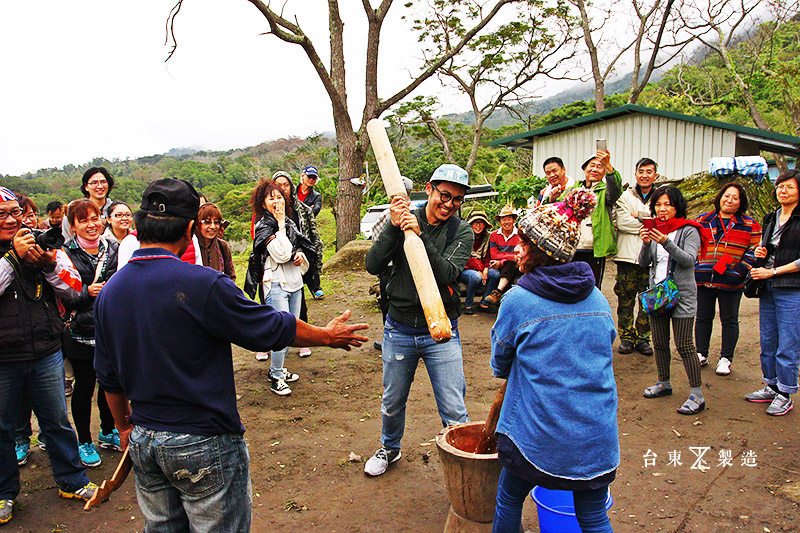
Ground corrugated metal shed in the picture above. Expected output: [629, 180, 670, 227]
[491, 105, 800, 185]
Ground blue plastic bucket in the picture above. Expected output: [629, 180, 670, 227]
[530, 487, 613, 533]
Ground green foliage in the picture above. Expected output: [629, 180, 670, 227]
[494, 175, 547, 210]
[640, 20, 800, 136]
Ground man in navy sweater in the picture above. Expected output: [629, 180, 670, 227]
[94, 179, 367, 532]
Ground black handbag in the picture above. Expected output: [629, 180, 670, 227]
[743, 273, 764, 299]
[743, 258, 766, 299]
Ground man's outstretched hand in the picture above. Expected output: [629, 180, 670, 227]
[324, 310, 369, 350]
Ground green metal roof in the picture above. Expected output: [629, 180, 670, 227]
[490, 104, 800, 150]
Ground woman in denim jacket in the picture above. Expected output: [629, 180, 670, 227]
[491, 190, 618, 533]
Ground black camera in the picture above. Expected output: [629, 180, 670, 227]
[26, 226, 65, 250]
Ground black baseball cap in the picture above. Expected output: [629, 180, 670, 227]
[140, 179, 200, 219]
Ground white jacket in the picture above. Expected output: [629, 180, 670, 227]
[613, 186, 650, 264]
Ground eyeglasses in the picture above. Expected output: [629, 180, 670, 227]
[305, 175, 318, 181]
[431, 183, 465, 207]
[0, 207, 23, 220]
[200, 219, 221, 226]
[21, 212, 37, 222]
[113, 212, 132, 219]
[87, 180, 108, 187]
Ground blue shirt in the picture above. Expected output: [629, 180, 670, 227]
[95, 247, 296, 436]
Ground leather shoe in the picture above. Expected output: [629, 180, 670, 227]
[635, 341, 653, 355]
[618, 340, 634, 354]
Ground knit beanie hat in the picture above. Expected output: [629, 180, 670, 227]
[517, 189, 597, 262]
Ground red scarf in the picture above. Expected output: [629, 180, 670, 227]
[660, 217, 711, 260]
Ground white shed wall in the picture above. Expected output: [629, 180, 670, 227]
[528, 114, 737, 185]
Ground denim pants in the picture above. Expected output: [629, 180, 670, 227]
[380, 320, 469, 450]
[695, 286, 743, 360]
[265, 282, 302, 380]
[458, 269, 484, 308]
[480, 268, 501, 304]
[759, 283, 800, 394]
[128, 427, 252, 533]
[493, 467, 612, 533]
[0, 350, 89, 500]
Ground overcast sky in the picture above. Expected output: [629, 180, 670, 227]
[0, 1, 454, 176]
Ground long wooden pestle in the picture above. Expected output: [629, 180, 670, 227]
[473, 380, 507, 454]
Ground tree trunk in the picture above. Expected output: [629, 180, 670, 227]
[573, 0, 604, 112]
[334, 127, 366, 250]
[423, 116, 456, 164]
[466, 115, 485, 174]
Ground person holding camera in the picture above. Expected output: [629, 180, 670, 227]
[564, 146, 622, 289]
[0, 187, 97, 526]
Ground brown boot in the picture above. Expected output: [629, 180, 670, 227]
[486, 289, 503, 305]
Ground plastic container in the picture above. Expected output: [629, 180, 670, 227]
[530, 486, 613, 533]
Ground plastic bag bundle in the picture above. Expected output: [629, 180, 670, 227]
[709, 156, 768, 183]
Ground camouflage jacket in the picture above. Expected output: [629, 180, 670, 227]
[293, 199, 324, 273]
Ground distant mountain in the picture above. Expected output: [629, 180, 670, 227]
[442, 70, 661, 129]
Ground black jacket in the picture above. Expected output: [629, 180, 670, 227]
[0, 245, 65, 362]
[244, 214, 317, 303]
[62, 238, 119, 342]
[761, 204, 800, 290]
[299, 188, 322, 217]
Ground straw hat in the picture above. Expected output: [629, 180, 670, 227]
[466, 210, 491, 228]
[495, 204, 518, 221]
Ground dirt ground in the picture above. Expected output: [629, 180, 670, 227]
[9, 262, 800, 532]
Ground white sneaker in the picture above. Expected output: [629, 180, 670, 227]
[282, 368, 299, 383]
[299, 347, 312, 358]
[715, 358, 731, 375]
[255, 352, 270, 361]
[697, 353, 708, 367]
[270, 377, 292, 396]
[364, 447, 401, 477]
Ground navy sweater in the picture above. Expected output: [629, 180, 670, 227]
[95, 247, 296, 436]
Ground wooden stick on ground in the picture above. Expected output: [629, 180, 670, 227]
[84, 447, 132, 511]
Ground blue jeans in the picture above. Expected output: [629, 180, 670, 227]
[458, 269, 484, 308]
[0, 351, 89, 499]
[759, 283, 800, 394]
[380, 320, 469, 450]
[128, 427, 252, 533]
[493, 467, 612, 533]
[480, 268, 501, 304]
[265, 282, 302, 380]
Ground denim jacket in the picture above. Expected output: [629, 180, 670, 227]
[491, 263, 619, 480]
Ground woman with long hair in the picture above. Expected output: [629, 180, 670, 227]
[195, 202, 236, 281]
[102, 202, 133, 244]
[639, 186, 709, 415]
[245, 182, 316, 396]
[746, 170, 800, 416]
[694, 183, 761, 375]
[62, 199, 120, 466]
[491, 190, 618, 532]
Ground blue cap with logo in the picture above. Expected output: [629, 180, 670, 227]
[429, 164, 470, 191]
[302, 165, 319, 177]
